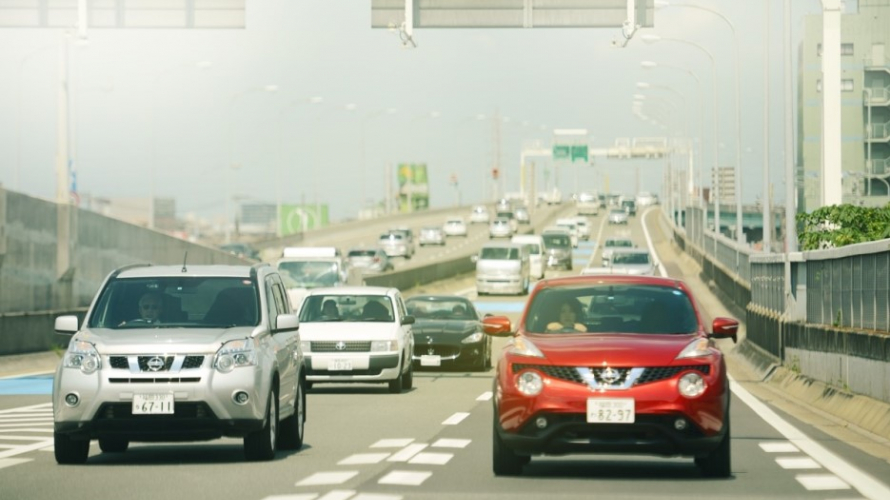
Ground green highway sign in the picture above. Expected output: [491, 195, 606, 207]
[553, 144, 588, 162]
[572, 145, 588, 162]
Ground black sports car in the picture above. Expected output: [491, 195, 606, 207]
[406, 295, 492, 371]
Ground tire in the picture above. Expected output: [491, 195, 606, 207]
[98, 437, 129, 453]
[492, 418, 525, 476]
[402, 362, 413, 390]
[696, 414, 731, 478]
[278, 379, 305, 451]
[54, 432, 90, 464]
[244, 386, 278, 461]
[388, 360, 405, 394]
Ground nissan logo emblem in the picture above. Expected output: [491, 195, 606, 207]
[600, 367, 619, 384]
[335, 341, 347, 351]
[147, 356, 165, 372]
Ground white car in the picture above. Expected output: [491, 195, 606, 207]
[601, 237, 635, 265]
[443, 217, 468, 237]
[298, 286, 415, 393]
[608, 209, 629, 225]
[469, 205, 490, 224]
[489, 218, 514, 239]
[555, 218, 580, 248]
[473, 242, 530, 296]
[570, 216, 591, 241]
[583, 249, 656, 276]
[511, 234, 545, 279]
[636, 191, 658, 207]
[419, 226, 446, 246]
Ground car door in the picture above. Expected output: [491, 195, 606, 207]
[394, 294, 413, 369]
[265, 275, 299, 411]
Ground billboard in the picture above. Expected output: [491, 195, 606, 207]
[397, 163, 430, 213]
[279, 204, 328, 236]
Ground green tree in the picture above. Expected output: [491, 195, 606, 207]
[796, 203, 890, 250]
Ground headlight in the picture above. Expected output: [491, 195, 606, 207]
[508, 337, 544, 358]
[213, 338, 258, 373]
[300, 341, 311, 353]
[63, 340, 101, 374]
[371, 340, 396, 352]
[516, 371, 543, 396]
[678, 372, 706, 398]
[676, 339, 712, 359]
[461, 332, 484, 344]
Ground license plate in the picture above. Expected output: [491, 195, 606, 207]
[420, 355, 441, 367]
[587, 398, 634, 423]
[330, 359, 353, 371]
[133, 394, 174, 415]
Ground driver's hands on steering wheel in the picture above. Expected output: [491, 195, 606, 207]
[546, 322, 586, 333]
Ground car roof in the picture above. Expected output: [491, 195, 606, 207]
[406, 295, 472, 303]
[611, 248, 650, 254]
[116, 264, 258, 279]
[534, 274, 684, 290]
[511, 234, 543, 242]
[481, 241, 525, 249]
[306, 286, 398, 297]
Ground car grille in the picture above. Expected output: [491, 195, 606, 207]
[513, 364, 710, 386]
[311, 341, 372, 353]
[109, 377, 201, 384]
[108, 355, 205, 371]
[414, 345, 460, 357]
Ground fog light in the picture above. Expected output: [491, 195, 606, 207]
[64, 393, 79, 407]
[535, 417, 548, 429]
[233, 391, 250, 405]
[674, 418, 687, 431]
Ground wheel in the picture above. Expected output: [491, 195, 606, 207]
[492, 417, 526, 476]
[696, 414, 731, 478]
[278, 379, 306, 450]
[388, 372, 404, 393]
[54, 432, 90, 464]
[244, 386, 278, 461]
[402, 361, 413, 390]
[98, 437, 129, 453]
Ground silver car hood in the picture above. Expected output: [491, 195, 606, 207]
[73, 327, 259, 354]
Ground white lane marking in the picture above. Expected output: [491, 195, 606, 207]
[431, 438, 471, 449]
[0, 429, 52, 434]
[442, 412, 470, 425]
[370, 438, 414, 448]
[641, 207, 668, 277]
[730, 375, 890, 500]
[0, 458, 32, 469]
[0, 372, 54, 380]
[338, 453, 390, 465]
[0, 445, 19, 450]
[0, 404, 52, 414]
[0, 423, 54, 429]
[408, 452, 453, 465]
[0, 436, 54, 441]
[352, 494, 402, 500]
[261, 495, 319, 500]
[796, 474, 852, 491]
[760, 442, 800, 453]
[377, 470, 432, 486]
[0, 415, 53, 421]
[777, 457, 822, 469]
[476, 392, 493, 401]
[295, 471, 359, 487]
[319, 491, 358, 500]
[0, 438, 54, 459]
[386, 443, 428, 462]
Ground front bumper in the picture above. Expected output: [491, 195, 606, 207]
[305, 353, 401, 382]
[477, 276, 524, 294]
[412, 341, 484, 367]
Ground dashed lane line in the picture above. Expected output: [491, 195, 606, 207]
[370, 439, 414, 448]
[442, 412, 469, 425]
[760, 442, 800, 453]
[386, 443, 428, 462]
[776, 457, 822, 469]
[408, 452, 453, 465]
[338, 453, 391, 465]
[296, 471, 360, 487]
[476, 392, 493, 401]
[377, 470, 432, 486]
[795, 474, 852, 491]
[431, 438, 471, 449]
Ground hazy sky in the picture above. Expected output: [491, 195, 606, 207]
[0, 0, 825, 223]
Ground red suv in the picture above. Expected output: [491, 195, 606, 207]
[484, 275, 738, 477]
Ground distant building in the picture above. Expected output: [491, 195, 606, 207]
[799, 1, 890, 211]
[83, 195, 176, 232]
[238, 202, 276, 236]
[709, 166, 736, 206]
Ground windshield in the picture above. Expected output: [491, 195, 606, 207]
[299, 294, 395, 323]
[480, 247, 520, 260]
[612, 253, 651, 265]
[277, 261, 342, 288]
[406, 297, 478, 321]
[88, 277, 259, 329]
[524, 285, 698, 335]
[543, 234, 570, 248]
[606, 240, 634, 248]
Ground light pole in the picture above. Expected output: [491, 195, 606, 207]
[360, 107, 397, 218]
[225, 84, 278, 243]
[149, 60, 212, 229]
[654, 1, 743, 245]
[634, 91, 686, 228]
[640, 60, 717, 249]
[276, 96, 323, 237]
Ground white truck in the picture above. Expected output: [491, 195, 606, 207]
[276, 247, 349, 312]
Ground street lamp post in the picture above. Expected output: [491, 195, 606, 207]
[361, 107, 397, 218]
[654, 1, 743, 245]
[276, 96, 323, 237]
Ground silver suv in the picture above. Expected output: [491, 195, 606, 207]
[52, 263, 306, 463]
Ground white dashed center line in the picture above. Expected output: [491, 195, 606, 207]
[386, 443, 428, 462]
[476, 392, 493, 401]
[338, 453, 391, 465]
[296, 471, 359, 487]
[378, 470, 433, 486]
[442, 412, 469, 425]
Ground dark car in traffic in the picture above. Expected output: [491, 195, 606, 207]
[406, 295, 494, 371]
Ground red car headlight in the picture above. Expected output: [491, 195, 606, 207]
[678, 372, 707, 398]
[516, 370, 544, 396]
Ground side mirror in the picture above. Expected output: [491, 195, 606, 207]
[482, 315, 513, 337]
[710, 317, 738, 344]
[402, 315, 416, 325]
[275, 314, 299, 333]
[55, 315, 79, 335]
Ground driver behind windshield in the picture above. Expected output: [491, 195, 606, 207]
[546, 297, 586, 333]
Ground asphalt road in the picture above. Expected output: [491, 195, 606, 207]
[2, 205, 890, 500]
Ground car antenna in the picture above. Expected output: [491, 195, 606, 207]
[181, 251, 188, 273]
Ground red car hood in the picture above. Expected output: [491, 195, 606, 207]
[521, 332, 702, 366]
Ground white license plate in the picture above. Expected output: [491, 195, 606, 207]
[420, 355, 441, 367]
[133, 394, 174, 415]
[587, 398, 634, 423]
[330, 359, 353, 371]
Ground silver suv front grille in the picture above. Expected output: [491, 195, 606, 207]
[108, 355, 205, 371]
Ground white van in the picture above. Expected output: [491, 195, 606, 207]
[555, 218, 580, 248]
[276, 247, 348, 312]
[511, 234, 545, 279]
[473, 242, 530, 296]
